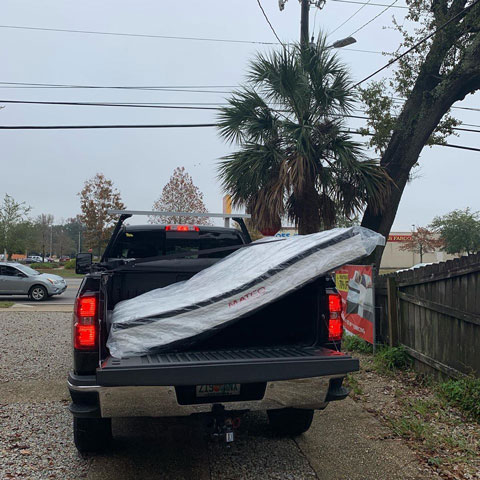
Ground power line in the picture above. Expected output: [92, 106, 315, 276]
[0, 123, 217, 130]
[352, 0, 480, 88]
[345, 129, 480, 151]
[349, 0, 398, 36]
[0, 23, 278, 46]
[331, 0, 407, 8]
[2, 98, 480, 131]
[330, 0, 373, 36]
[256, 0, 284, 46]
[0, 99, 220, 110]
[0, 81, 233, 94]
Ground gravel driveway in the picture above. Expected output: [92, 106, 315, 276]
[0, 312, 433, 480]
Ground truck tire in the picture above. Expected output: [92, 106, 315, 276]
[267, 408, 314, 436]
[73, 417, 112, 453]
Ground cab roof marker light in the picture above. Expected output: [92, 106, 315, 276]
[165, 225, 200, 232]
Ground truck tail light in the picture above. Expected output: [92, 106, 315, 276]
[74, 294, 98, 350]
[165, 225, 200, 232]
[328, 293, 343, 342]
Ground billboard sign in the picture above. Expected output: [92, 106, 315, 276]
[335, 265, 375, 344]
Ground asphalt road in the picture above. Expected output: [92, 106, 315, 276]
[1, 311, 433, 480]
[1, 278, 82, 305]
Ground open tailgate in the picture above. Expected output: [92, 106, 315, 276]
[96, 346, 359, 386]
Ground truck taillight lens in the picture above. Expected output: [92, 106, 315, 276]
[328, 293, 343, 342]
[74, 294, 98, 350]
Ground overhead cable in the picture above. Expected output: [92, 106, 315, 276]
[349, 0, 399, 36]
[0, 24, 277, 45]
[330, 0, 373, 36]
[331, 0, 407, 8]
[256, 0, 284, 46]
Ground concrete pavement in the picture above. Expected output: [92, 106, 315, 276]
[1, 311, 432, 480]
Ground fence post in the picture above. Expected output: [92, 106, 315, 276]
[387, 276, 398, 347]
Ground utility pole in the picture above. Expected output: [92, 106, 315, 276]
[300, 0, 309, 47]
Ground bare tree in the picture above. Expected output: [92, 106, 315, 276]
[79, 173, 124, 256]
[150, 167, 210, 225]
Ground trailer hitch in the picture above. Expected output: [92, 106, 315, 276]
[208, 404, 241, 444]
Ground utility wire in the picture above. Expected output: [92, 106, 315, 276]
[331, 0, 407, 8]
[0, 123, 217, 130]
[352, 0, 480, 88]
[0, 24, 277, 46]
[0, 122, 478, 152]
[349, 0, 398, 36]
[330, 0, 373, 36]
[256, 0, 284, 46]
[2, 98, 480, 131]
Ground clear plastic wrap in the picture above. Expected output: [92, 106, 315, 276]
[107, 226, 384, 358]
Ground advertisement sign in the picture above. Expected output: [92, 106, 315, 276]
[335, 265, 375, 344]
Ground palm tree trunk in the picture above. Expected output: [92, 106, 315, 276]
[297, 180, 321, 235]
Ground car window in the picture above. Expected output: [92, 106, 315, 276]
[16, 264, 39, 276]
[1, 266, 23, 277]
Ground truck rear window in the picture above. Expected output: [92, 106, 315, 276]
[109, 229, 244, 259]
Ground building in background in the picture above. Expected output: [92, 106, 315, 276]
[380, 232, 456, 272]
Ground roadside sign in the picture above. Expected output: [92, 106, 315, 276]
[335, 265, 375, 344]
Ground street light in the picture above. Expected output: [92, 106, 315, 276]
[329, 36, 357, 49]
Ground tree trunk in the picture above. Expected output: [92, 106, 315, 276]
[297, 179, 322, 235]
[361, 15, 480, 267]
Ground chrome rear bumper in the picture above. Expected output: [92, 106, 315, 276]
[68, 375, 343, 418]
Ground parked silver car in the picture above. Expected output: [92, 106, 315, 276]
[0, 262, 67, 301]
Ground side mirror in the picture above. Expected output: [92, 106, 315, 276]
[76, 253, 92, 274]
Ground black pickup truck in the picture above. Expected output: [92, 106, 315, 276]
[68, 214, 359, 452]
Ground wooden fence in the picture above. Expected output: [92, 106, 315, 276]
[374, 253, 480, 378]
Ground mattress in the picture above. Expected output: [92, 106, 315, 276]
[107, 226, 385, 358]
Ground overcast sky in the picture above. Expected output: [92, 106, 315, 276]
[1, 0, 479, 231]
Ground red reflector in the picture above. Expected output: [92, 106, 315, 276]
[328, 293, 342, 313]
[74, 324, 96, 349]
[328, 318, 343, 342]
[77, 296, 97, 317]
[165, 225, 200, 232]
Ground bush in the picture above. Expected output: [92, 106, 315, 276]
[64, 259, 76, 270]
[30, 262, 57, 269]
[374, 345, 411, 372]
[342, 334, 373, 353]
[438, 376, 480, 421]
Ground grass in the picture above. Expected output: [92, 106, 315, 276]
[373, 345, 411, 373]
[342, 334, 373, 353]
[0, 301, 14, 308]
[437, 376, 480, 421]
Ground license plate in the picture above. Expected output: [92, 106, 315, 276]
[196, 383, 241, 397]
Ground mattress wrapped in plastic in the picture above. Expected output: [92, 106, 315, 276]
[107, 226, 384, 358]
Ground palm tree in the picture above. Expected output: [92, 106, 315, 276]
[217, 38, 390, 235]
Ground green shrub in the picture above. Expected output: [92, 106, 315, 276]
[342, 334, 373, 353]
[374, 345, 411, 372]
[30, 262, 57, 269]
[438, 376, 480, 421]
[64, 259, 76, 270]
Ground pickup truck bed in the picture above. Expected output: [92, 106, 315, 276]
[97, 346, 358, 386]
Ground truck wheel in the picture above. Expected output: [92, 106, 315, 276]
[73, 417, 112, 453]
[267, 408, 314, 436]
[28, 285, 47, 301]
